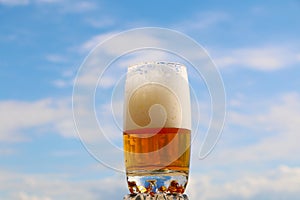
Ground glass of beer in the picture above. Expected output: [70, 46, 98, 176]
[123, 61, 191, 195]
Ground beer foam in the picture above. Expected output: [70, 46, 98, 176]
[124, 62, 191, 130]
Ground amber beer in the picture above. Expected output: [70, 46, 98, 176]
[123, 62, 191, 194]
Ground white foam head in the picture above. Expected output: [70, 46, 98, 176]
[124, 61, 191, 130]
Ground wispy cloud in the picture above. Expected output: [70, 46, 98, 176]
[205, 92, 300, 166]
[79, 31, 120, 53]
[1, 0, 97, 13]
[57, 1, 97, 13]
[0, 98, 75, 142]
[213, 45, 300, 71]
[188, 165, 300, 200]
[0, 96, 125, 171]
[75, 30, 170, 91]
[1, 164, 300, 199]
[35, 0, 60, 3]
[0, 0, 29, 6]
[84, 17, 115, 28]
[175, 11, 230, 32]
[0, 169, 126, 200]
[78, 30, 163, 54]
[0, 148, 16, 156]
[52, 69, 75, 88]
[52, 79, 72, 88]
[37, 0, 98, 13]
[14, 192, 52, 200]
[45, 54, 68, 63]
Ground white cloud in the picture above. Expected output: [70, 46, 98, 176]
[52, 69, 75, 88]
[214, 45, 300, 71]
[202, 92, 300, 166]
[58, 1, 97, 13]
[99, 76, 117, 88]
[229, 92, 300, 133]
[15, 192, 52, 200]
[0, 169, 126, 200]
[75, 31, 174, 90]
[78, 30, 162, 54]
[0, 96, 124, 170]
[1, 165, 299, 200]
[175, 11, 230, 32]
[84, 17, 115, 28]
[52, 79, 71, 88]
[2, 0, 97, 12]
[35, 0, 60, 3]
[45, 54, 68, 63]
[187, 165, 300, 200]
[79, 32, 119, 53]
[0, 0, 29, 6]
[34, 0, 60, 4]
[0, 98, 75, 142]
[0, 148, 16, 156]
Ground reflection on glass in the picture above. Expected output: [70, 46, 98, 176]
[123, 62, 191, 196]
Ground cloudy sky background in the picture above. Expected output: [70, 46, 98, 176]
[1, 0, 300, 199]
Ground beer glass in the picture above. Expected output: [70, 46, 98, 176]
[123, 62, 191, 195]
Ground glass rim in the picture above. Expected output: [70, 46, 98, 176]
[128, 61, 186, 69]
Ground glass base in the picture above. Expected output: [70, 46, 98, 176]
[123, 193, 189, 200]
[127, 170, 188, 194]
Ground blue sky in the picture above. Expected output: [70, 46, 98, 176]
[1, 0, 300, 199]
